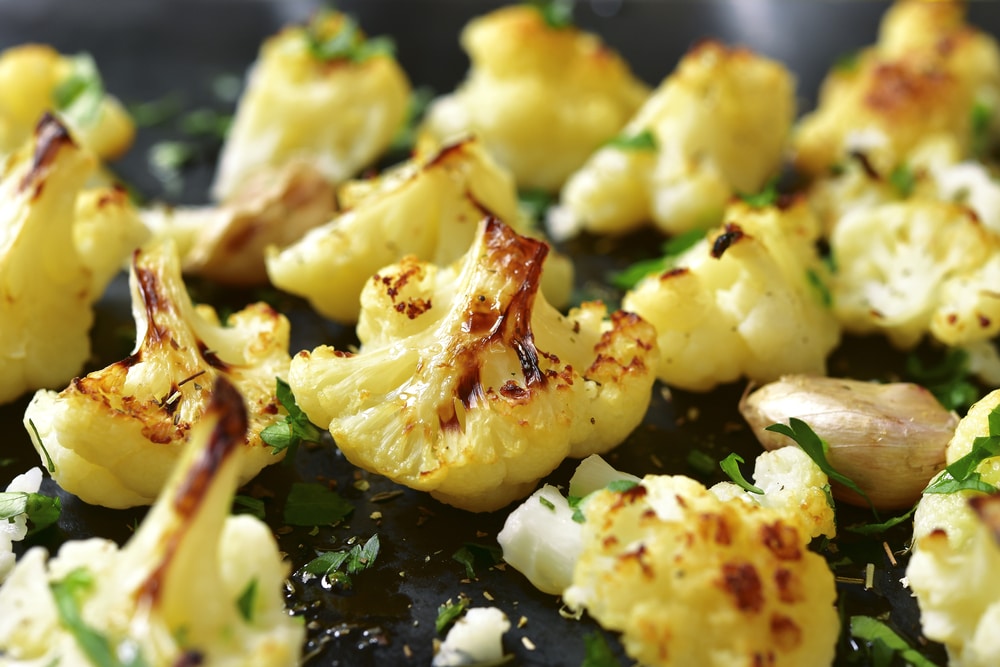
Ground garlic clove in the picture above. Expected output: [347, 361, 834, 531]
[739, 374, 958, 511]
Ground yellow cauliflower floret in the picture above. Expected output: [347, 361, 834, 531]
[553, 41, 795, 238]
[211, 10, 410, 201]
[267, 138, 573, 323]
[830, 198, 1000, 349]
[418, 4, 648, 192]
[143, 161, 336, 286]
[75, 185, 152, 299]
[23, 240, 291, 508]
[907, 389, 1000, 667]
[560, 447, 838, 667]
[793, 0, 1000, 178]
[1, 116, 95, 404]
[622, 199, 840, 392]
[290, 218, 659, 511]
[0, 44, 134, 160]
[0, 379, 304, 667]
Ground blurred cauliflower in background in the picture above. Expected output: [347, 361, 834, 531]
[1, 114, 147, 405]
[24, 240, 291, 508]
[499, 447, 839, 667]
[551, 41, 795, 239]
[212, 9, 410, 201]
[143, 161, 335, 286]
[418, 3, 648, 193]
[0, 44, 134, 160]
[793, 0, 1000, 179]
[622, 199, 839, 392]
[290, 217, 658, 512]
[267, 137, 573, 323]
[0, 379, 304, 667]
[907, 388, 1000, 667]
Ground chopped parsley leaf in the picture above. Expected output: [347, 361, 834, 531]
[232, 494, 266, 520]
[305, 12, 395, 63]
[0, 491, 60, 534]
[971, 100, 993, 159]
[530, 0, 574, 29]
[236, 578, 258, 622]
[53, 53, 105, 126]
[581, 630, 620, 667]
[539, 495, 556, 511]
[806, 268, 833, 308]
[282, 482, 353, 527]
[738, 178, 779, 208]
[452, 543, 502, 579]
[924, 404, 1000, 495]
[849, 616, 938, 667]
[905, 347, 979, 412]
[261, 377, 324, 463]
[301, 535, 380, 588]
[686, 448, 717, 476]
[888, 163, 916, 198]
[435, 596, 470, 634]
[27, 419, 55, 473]
[719, 453, 763, 494]
[608, 228, 704, 289]
[389, 86, 434, 152]
[604, 129, 658, 152]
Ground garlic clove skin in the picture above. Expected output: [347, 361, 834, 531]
[739, 375, 958, 511]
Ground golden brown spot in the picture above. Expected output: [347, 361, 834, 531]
[770, 614, 802, 652]
[720, 561, 764, 613]
[774, 567, 803, 604]
[19, 113, 74, 197]
[969, 493, 1000, 546]
[760, 522, 802, 560]
[711, 223, 747, 259]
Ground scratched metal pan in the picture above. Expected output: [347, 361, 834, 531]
[0, 1, 993, 665]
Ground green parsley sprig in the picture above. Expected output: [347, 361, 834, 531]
[0, 491, 60, 534]
[261, 377, 324, 463]
[608, 228, 704, 290]
[435, 596, 471, 634]
[53, 53, 105, 126]
[719, 453, 763, 494]
[282, 481, 353, 527]
[924, 404, 1000, 495]
[849, 616, 937, 667]
[604, 129, 658, 152]
[305, 12, 395, 63]
[299, 534, 380, 588]
[529, 0, 575, 29]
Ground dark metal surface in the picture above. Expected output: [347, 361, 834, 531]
[0, 2, 992, 665]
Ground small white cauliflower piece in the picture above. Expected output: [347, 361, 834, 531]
[23, 240, 291, 508]
[554, 41, 795, 238]
[907, 388, 1000, 667]
[0, 44, 135, 160]
[500, 448, 838, 667]
[793, 1, 1000, 177]
[0, 467, 44, 583]
[0, 378, 304, 667]
[0, 115, 95, 405]
[418, 4, 648, 192]
[143, 161, 336, 286]
[267, 138, 573, 323]
[290, 217, 659, 511]
[622, 199, 840, 392]
[212, 10, 410, 201]
[830, 198, 1000, 349]
[432, 607, 511, 667]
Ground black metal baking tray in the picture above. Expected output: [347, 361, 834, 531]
[1, 1, 993, 665]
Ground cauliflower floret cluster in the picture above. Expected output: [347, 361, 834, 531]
[23, 240, 292, 508]
[499, 447, 838, 667]
[289, 217, 659, 511]
[212, 10, 410, 201]
[267, 138, 573, 322]
[0, 378, 304, 667]
[143, 161, 336, 286]
[830, 198, 1000, 350]
[552, 41, 795, 239]
[0, 44, 134, 160]
[907, 388, 1000, 667]
[418, 4, 649, 192]
[793, 0, 1000, 178]
[621, 199, 840, 392]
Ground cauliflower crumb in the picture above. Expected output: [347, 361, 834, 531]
[432, 607, 511, 667]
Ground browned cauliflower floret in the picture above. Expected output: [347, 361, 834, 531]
[143, 161, 336, 286]
[0, 379, 304, 667]
[793, 0, 1000, 178]
[266, 138, 573, 323]
[212, 10, 410, 201]
[289, 218, 659, 511]
[23, 240, 292, 508]
[552, 41, 795, 238]
[622, 199, 840, 392]
[0, 44, 134, 160]
[418, 4, 649, 192]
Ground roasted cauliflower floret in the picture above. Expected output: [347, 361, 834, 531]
[621, 199, 840, 392]
[907, 388, 1000, 667]
[143, 161, 336, 286]
[0, 44, 134, 160]
[830, 198, 1000, 350]
[211, 10, 410, 201]
[75, 184, 151, 297]
[499, 447, 838, 667]
[0, 379, 304, 667]
[793, 0, 1000, 178]
[418, 4, 648, 192]
[289, 217, 659, 512]
[552, 41, 795, 239]
[23, 240, 291, 508]
[1, 116, 95, 404]
[267, 138, 573, 323]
